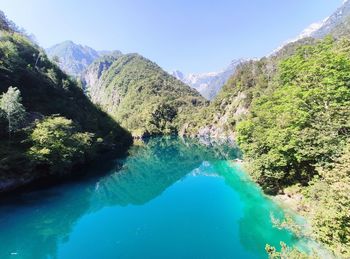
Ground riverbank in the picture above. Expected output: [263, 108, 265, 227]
[0, 145, 130, 194]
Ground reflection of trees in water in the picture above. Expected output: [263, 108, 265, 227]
[214, 162, 297, 255]
[0, 137, 240, 259]
[93, 137, 240, 207]
[0, 185, 92, 259]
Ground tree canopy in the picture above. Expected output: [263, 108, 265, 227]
[0, 86, 26, 137]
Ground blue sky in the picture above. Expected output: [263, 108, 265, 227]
[0, 0, 344, 73]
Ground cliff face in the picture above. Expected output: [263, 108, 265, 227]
[82, 52, 122, 107]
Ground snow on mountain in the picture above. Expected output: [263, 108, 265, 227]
[172, 59, 247, 100]
[271, 0, 350, 55]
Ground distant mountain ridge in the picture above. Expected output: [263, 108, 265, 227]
[47, 40, 246, 100]
[46, 41, 121, 77]
[273, 0, 350, 54]
[172, 59, 247, 100]
[0, 21, 132, 192]
[310, 0, 350, 38]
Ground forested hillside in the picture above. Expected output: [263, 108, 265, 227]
[237, 37, 350, 257]
[182, 35, 350, 257]
[83, 53, 207, 137]
[1, 2, 350, 257]
[0, 14, 132, 192]
[181, 38, 315, 141]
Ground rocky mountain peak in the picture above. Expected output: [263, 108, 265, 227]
[172, 59, 248, 100]
[46, 41, 122, 78]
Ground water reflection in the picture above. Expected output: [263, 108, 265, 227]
[0, 137, 240, 259]
[92, 137, 239, 207]
[214, 162, 296, 254]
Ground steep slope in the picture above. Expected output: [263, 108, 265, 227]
[180, 1, 350, 256]
[184, 0, 350, 142]
[273, 0, 350, 53]
[181, 38, 315, 142]
[237, 37, 350, 257]
[172, 59, 246, 100]
[0, 24, 132, 192]
[46, 41, 122, 77]
[82, 53, 207, 137]
[310, 0, 350, 38]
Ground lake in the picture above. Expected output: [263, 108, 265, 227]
[0, 137, 305, 258]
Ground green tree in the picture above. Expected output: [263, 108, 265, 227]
[305, 144, 350, 257]
[28, 116, 94, 174]
[0, 86, 26, 139]
[237, 37, 350, 193]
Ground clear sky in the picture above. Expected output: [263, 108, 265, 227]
[0, 0, 344, 73]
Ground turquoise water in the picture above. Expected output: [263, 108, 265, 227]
[0, 137, 303, 258]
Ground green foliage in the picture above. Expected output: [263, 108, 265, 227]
[270, 213, 303, 238]
[303, 144, 350, 257]
[28, 116, 94, 174]
[233, 37, 350, 257]
[0, 86, 26, 136]
[237, 37, 350, 193]
[0, 30, 132, 190]
[182, 39, 315, 138]
[265, 242, 312, 259]
[0, 31, 132, 147]
[148, 102, 178, 135]
[84, 53, 207, 137]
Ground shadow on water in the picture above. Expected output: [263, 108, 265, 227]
[0, 137, 240, 259]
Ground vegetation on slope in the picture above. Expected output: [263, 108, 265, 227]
[303, 143, 350, 257]
[237, 37, 350, 193]
[181, 38, 315, 141]
[182, 35, 350, 257]
[0, 24, 132, 191]
[83, 53, 207, 137]
[236, 37, 350, 257]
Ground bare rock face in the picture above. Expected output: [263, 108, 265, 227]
[179, 56, 273, 144]
[272, 0, 350, 54]
[81, 53, 122, 109]
[194, 92, 249, 143]
[310, 0, 350, 39]
[46, 40, 122, 78]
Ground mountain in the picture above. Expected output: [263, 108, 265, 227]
[46, 41, 121, 77]
[0, 17, 132, 192]
[172, 59, 247, 100]
[273, 0, 350, 53]
[82, 53, 207, 138]
[47, 40, 244, 101]
[181, 1, 350, 256]
[310, 0, 350, 38]
[171, 70, 185, 81]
